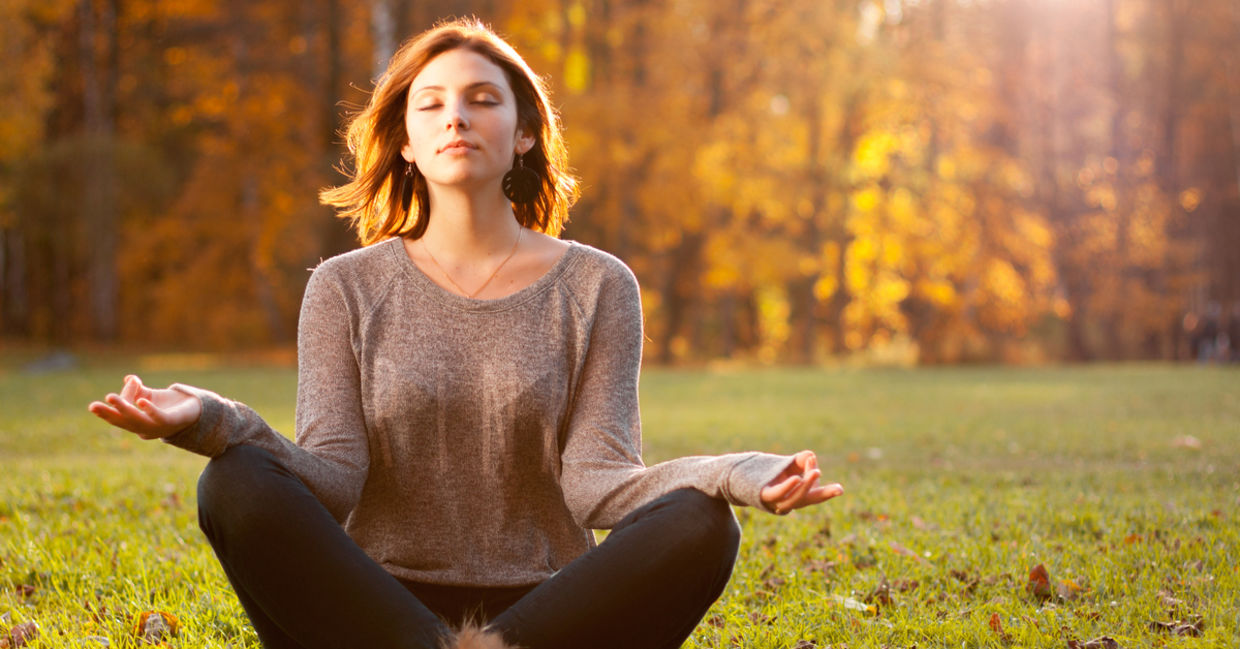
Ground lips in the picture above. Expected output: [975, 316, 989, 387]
[437, 140, 476, 153]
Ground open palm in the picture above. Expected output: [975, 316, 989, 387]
[760, 450, 843, 515]
[88, 375, 201, 440]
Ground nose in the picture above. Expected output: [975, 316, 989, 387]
[445, 100, 469, 131]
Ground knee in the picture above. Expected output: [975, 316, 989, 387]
[662, 489, 741, 565]
[197, 445, 281, 536]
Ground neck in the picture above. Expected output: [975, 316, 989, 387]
[422, 184, 520, 258]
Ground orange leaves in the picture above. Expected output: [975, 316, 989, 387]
[1025, 563, 1054, 602]
[987, 612, 1013, 644]
[133, 611, 179, 646]
[0, 621, 38, 648]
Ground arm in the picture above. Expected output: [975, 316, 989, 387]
[88, 264, 370, 521]
[556, 261, 842, 529]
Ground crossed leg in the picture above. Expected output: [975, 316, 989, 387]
[197, 445, 740, 649]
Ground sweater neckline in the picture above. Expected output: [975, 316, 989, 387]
[386, 237, 580, 312]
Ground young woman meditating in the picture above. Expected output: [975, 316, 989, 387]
[89, 18, 842, 649]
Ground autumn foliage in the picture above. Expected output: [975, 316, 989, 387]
[2, 0, 1237, 362]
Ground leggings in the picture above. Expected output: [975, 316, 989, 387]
[197, 445, 741, 649]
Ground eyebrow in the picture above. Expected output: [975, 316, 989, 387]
[411, 81, 504, 96]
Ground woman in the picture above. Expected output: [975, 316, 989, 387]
[89, 18, 842, 649]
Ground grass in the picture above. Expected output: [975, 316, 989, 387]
[1, 359, 1236, 648]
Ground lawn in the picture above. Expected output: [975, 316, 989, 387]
[1, 359, 1236, 648]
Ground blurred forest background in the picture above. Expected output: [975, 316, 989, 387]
[2, 0, 1238, 364]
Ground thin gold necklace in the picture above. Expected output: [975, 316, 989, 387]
[422, 228, 523, 299]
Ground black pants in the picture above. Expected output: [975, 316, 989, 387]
[197, 445, 741, 649]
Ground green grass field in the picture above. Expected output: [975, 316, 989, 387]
[1, 360, 1237, 648]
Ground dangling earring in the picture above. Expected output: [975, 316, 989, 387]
[502, 153, 540, 203]
[400, 162, 414, 213]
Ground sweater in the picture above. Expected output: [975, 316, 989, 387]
[166, 238, 795, 586]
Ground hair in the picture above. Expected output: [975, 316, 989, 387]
[319, 18, 578, 245]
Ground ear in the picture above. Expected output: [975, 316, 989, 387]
[515, 128, 535, 156]
[401, 141, 415, 163]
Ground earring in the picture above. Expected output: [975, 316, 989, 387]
[400, 162, 414, 213]
[502, 154, 540, 203]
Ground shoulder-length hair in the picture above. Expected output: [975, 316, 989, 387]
[320, 18, 578, 245]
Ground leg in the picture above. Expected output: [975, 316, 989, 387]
[491, 488, 741, 649]
[197, 445, 451, 649]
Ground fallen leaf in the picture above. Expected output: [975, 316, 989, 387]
[133, 611, 179, 645]
[831, 594, 877, 615]
[1157, 590, 1183, 613]
[988, 612, 1004, 634]
[12, 585, 35, 599]
[1067, 637, 1124, 649]
[7, 622, 38, 648]
[793, 641, 817, 649]
[893, 578, 920, 592]
[83, 636, 111, 647]
[807, 559, 838, 574]
[748, 611, 778, 625]
[864, 578, 892, 609]
[1149, 616, 1203, 636]
[1057, 578, 1084, 600]
[1026, 564, 1053, 601]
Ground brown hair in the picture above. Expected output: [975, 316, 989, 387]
[319, 18, 578, 245]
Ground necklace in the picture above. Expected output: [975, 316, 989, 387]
[422, 228, 523, 299]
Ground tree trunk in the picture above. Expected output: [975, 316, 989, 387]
[0, 229, 29, 336]
[79, 0, 120, 341]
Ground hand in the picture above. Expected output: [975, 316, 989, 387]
[760, 450, 843, 515]
[88, 375, 202, 440]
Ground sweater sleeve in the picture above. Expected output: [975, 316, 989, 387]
[558, 259, 797, 530]
[162, 264, 369, 522]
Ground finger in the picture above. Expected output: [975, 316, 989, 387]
[120, 375, 140, 402]
[761, 475, 802, 503]
[136, 398, 167, 425]
[788, 483, 845, 510]
[106, 393, 157, 427]
[88, 401, 120, 419]
[90, 403, 142, 433]
[809, 482, 844, 500]
[777, 468, 820, 511]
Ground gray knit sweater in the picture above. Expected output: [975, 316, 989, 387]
[167, 238, 794, 586]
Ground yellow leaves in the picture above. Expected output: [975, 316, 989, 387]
[979, 259, 1030, 333]
[563, 47, 590, 94]
[917, 278, 957, 307]
[755, 284, 791, 364]
[853, 186, 882, 213]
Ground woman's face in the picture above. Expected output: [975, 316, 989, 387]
[401, 48, 534, 193]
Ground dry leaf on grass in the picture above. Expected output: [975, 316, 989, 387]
[133, 611, 179, 645]
[831, 594, 877, 615]
[1067, 636, 1124, 649]
[2, 622, 39, 648]
[1149, 616, 1204, 636]
[988, 612, 1012, 643]
[1025, 563, 1053, 601]
[1057, 578, 1085, 600]
[864, 577, 893, 609]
